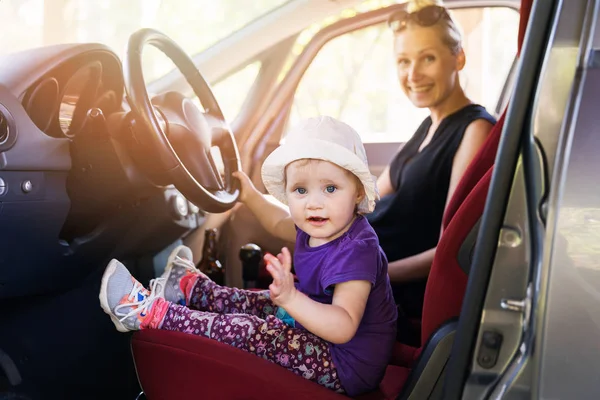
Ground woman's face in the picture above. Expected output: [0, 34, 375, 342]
[394, 25, 465, 109]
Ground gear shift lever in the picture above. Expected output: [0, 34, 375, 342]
[239, 243, 263, 289]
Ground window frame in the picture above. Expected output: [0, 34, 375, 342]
[287, 5, 520, 144]
[240, 2, 521, 175]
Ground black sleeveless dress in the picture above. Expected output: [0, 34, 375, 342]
[367, 104, 495, 321]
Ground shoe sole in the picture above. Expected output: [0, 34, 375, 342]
[99, 259, 131, 333]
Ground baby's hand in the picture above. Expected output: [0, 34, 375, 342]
[232, 170, 259, 203]
[264, 247, 297, 307]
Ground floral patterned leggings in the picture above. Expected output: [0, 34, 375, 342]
[146, 274, 345, 393]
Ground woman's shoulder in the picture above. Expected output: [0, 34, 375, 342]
[437, 104, 495, 141]
[459, 104, 496, 125]
[462, 104, 495, 141]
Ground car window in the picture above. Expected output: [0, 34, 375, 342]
[210, 61, 261, 122]
[0, 0, 290, 81]
[289, 6, 519, 143]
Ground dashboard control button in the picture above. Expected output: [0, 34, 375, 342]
[170, 193, 188, 217]
[21, 180, 33, 193]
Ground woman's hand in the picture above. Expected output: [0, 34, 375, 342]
[232, 170, 260, 203]
[264, 247, 297, 307]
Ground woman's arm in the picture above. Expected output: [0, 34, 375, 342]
[376, 166, 395, 198]
[233, 171, 296, 243]
[265, 249, 371, 344]
[387, 248, 435, 281]
[444, 119, 493, 211]
[387, 119, 493, 283]
[377, 142, 406, 198]
[377, 143, 406, 197]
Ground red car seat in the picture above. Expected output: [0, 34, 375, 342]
[131, 2, 533, 398]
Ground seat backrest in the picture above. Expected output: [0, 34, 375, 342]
[421, 167, 493, 343]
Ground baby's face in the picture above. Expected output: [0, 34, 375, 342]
[285, 159, 363, 247]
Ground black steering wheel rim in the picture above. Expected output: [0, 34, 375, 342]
[124, 28, 240, 213]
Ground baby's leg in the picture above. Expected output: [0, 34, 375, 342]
[147, 300, 345, 394]
[161, 245, 278, 319]
[184, 275, 278, 319]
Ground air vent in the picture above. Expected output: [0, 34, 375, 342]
[0, 103, 17, 152]
[0, 109, 9, 144]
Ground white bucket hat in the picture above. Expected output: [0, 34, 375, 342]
[261, 116, 379, 213]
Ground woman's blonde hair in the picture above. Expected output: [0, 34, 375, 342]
[401, 0, 463, 55]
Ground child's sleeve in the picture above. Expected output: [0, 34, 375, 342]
[320, 240, 379, 295]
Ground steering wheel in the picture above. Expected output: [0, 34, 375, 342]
[124, 28, 240, 213]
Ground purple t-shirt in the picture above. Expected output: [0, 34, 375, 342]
[293, 215, 397, 396]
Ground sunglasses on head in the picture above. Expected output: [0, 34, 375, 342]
[387, 5, 449, 32]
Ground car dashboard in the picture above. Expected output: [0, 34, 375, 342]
[0, 43, 205, 299]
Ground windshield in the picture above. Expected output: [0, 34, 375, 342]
[0, 0, 290, 81]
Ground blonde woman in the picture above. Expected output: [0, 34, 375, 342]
[366, 0, 495, 341]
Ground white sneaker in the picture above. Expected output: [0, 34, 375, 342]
[155, 245, 208, 306]
[99, 259, 165, 332]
